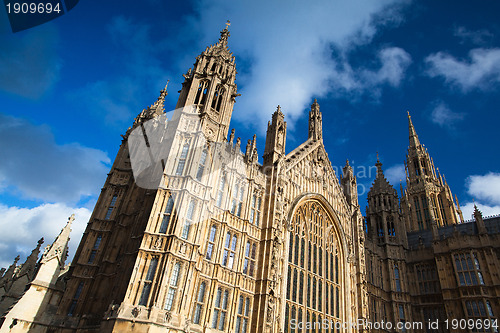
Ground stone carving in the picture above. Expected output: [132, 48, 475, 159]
[153, 237, 163, 250]
[184, 317, 191, 332]
[165, 311, 172, 323]
[131, 307, 140, 318]
[179, 242, 187, 254]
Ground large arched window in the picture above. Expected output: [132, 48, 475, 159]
[285, 200, 343, 333]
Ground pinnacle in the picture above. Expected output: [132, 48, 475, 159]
[218, 20, 231, 47]
[375, 152, 383, 176]
[407, 110, 421, 148]
[275, 105, 283, 116]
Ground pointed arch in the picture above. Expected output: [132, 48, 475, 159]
[210, 85, 225, 111]
[194, 80, 209, 105]
[283, 193, 349, 331]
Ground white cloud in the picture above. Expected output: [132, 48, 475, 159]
[188, 0, 411, 129]
[0, 203, 90, 269]
[425, 48, 500, 92]
[362, 47, 412, 87]
[454, 26, 493, 45]
[385, 164, 405, 185]
[460, 202, 500, 222]
[458, 172, 500, 222]
[0, 113, 110, 203]
[466, 172, 500, 205]
[430, 101, 464, 127]
[0, 25, 61, 99]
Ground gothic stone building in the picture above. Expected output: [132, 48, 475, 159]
[364, 116, 500, 332]
[1, 25, 499, 333]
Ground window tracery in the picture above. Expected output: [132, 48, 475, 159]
[285, 200, 343, 332]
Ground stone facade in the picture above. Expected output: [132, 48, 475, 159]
[1, 25, 499, 333]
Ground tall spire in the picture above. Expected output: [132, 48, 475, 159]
[407, 110, 421, 148]
[41, 214, 74, 267]
[401, 112, 461, 231]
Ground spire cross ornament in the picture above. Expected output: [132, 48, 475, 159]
[225, 20, 231, 29]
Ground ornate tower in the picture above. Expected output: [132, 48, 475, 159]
[364, 158, 411, 328]
[175, 21, 238, 143]
[43, 23, 247, 333]
[401, 112, 462, 232]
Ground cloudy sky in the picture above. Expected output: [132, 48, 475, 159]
[1, 0, 500, 268]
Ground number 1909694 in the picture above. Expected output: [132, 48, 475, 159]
[6, 2, 62, 14]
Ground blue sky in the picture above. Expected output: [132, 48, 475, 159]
[1, 0, 500, 268]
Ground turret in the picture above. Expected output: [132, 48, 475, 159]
[473, 204, 487, 234]
[341, 159, 358, 207]
[263, 106, 286, 166]
[308, 99, 323, 141]
[175, 21, 239, 142]
[366, 156, 405, 244]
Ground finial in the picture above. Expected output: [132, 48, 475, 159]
[275, 105, 284, 116]
[407, 110, 410, 117]
[375, 153, 383, 176]
[218, 21, 231, 46]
